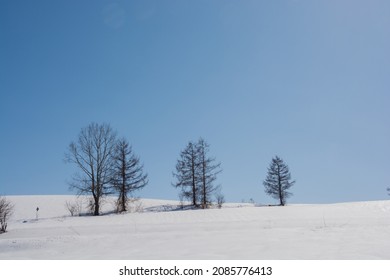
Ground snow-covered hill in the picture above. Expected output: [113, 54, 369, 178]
[1, 195, 390, 259]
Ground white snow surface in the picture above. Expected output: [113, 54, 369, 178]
[1, 195, 390, 260]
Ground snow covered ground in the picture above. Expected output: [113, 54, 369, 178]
[1, 195, 390, 260]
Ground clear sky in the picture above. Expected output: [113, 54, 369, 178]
[1, 0, 389, 204]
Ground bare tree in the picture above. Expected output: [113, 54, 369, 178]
[173, 138, 222, 209]
[197, 138, 222, 209]
[263, 156, 295, 206]
[65, 123, 117, 216]
[215, 192, 225, 209]
[387, 187, 390, 196]
[173, 141, 201, 207]
[65, 198, 83, 217]
[111, 138, 148, 213]
[0, 196, 14, 233]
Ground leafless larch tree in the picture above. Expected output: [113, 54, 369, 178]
[263, 155, 295, 206]
[172, 141, 201, 207]
[173, 138, 222, 208]
[111, 138, 148, 213]
[197, 138, 222, 209]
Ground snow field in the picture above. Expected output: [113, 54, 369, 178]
[1, 195, 390, 259]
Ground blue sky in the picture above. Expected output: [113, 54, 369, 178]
[1, 0, 389, 204]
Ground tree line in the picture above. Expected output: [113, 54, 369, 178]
[0, 122, 388, 233]
[65, 123, 298, 215]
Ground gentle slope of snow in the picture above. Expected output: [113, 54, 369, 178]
[1, 195, 390, 259]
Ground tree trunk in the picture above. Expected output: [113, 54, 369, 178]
[93, 192, 100, 216]
[94, 200, 99, 216]
[121, 191, 126, 212]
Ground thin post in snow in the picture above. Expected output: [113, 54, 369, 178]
[36, 207, 39, 220]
